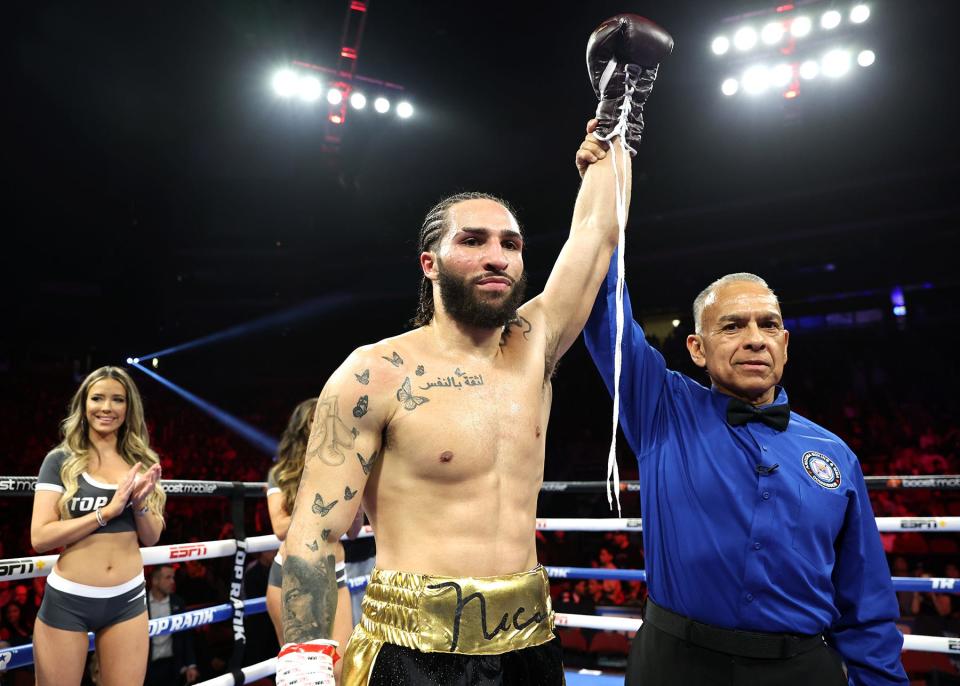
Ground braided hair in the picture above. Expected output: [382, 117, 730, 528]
[411, 191, 518, 327]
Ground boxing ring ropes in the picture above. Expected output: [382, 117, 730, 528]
[1, 475, 959, 684]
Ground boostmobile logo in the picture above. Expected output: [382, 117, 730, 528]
[170, 544, 208, 559]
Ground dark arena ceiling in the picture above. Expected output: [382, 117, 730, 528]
[6, 1, 959, 396]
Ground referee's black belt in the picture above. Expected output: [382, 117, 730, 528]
[644, 599, 825, 659]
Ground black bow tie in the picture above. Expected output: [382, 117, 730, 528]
[726, 397, 790, 431]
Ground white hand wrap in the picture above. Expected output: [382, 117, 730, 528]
[276, 639, 339, 686]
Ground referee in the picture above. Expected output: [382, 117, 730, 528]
[582, 252, 908, 685]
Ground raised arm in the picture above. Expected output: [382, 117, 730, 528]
[523, 14, 672, 363]
[526, 126, 631, 362]
[281, 349, 390, 644]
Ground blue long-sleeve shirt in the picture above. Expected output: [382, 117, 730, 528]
[583, 253, 907, 686]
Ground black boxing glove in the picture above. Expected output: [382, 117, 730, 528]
[586, 14, 674, 153]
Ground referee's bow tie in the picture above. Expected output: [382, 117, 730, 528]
[726, 397, 790, 431]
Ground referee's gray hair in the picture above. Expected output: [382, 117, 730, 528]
[692, 273, 776, 335]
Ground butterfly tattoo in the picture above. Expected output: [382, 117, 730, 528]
[355, 369, 370, 385]
[357, 451, 379, 475]
[382, 351, 404, 367]
[397, 377, 430, 411]
[415, 365, 425, 376]
[344, 486, 358, 500]
[306, 540, 319, 552]
[321, 529, 331, 541]
[311, 493, 338, 517]
[353, 395, 369, 418]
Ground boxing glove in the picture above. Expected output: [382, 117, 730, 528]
[586, 14, 674, 153]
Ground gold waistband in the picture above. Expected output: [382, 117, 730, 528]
[357, 565, 555, 655]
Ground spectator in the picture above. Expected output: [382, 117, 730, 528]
[146, 564, 199, 686]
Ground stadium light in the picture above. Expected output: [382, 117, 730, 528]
[742, 65, 770, 95]
[799, 59, 820, 80]
[152, 358, 159, 369]
[272, 69, 299, 98]
[711, 36, 730, 55]
[891, 286, 906, 317]
[850, 4, 870, 24]
[326, 88, 343, 105]
[790, 16, 812, 38]
[822, 49, 852, 77]
[734, 27, 758, 51]
[770, 63, 793, 88]
[821, 10, 842, 30]
[374, 97, 390, 113]
[857, 49, 876, 67]
[396, 101, 414, 119]
[350, 92, 367, 109]
[721, 78, 739, 96]
[761, 22, 784, 45]
[297, 75, 322, 103]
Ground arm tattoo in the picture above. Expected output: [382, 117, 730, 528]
[355, 369, 370, 384]
[282, 553, 338, 643]
[312, 493, 338, 517]
[344, 486, 358, 500]
[306, 540, 319, 552]
[321, 528, 331, 540]
[307, 395, 355, 466]
[352, 395, 369, 418]
[415, 365, 425, 376]
[357, 450, 379, 475]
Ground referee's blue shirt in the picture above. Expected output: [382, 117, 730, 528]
[583, 253, 907, 686]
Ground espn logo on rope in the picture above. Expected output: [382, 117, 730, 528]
[0, 558, 47, 578]
[169, 543, 208, 559]
[899, 519, 946, 530]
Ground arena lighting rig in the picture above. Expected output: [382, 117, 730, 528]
[711, 2, 875, 99]
[267, 0, 414, 150]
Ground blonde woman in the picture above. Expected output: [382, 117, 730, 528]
[30, 366, 165, 686]
[266, 398, 355, 675]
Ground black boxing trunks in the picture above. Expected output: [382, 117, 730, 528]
[341, 566, 564, 685]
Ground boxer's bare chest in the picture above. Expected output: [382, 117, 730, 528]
[377, 343, 550, 483]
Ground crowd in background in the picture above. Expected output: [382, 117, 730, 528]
[1, 321, 958, 682]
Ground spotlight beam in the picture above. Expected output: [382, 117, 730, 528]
[133, 293, 354, 361]
[130, 363, 278, 455]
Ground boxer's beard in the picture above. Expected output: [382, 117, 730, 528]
[437, 260, 527, 329]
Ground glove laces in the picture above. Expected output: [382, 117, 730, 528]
[591, 64, 639, 515]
